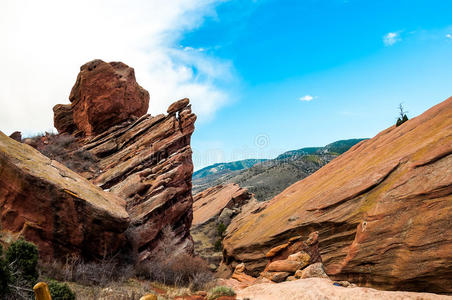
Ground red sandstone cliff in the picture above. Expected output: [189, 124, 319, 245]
[52, 60, 197, 260]
[0, 131, 129, 259]
[0, 59, 196, 262]
[223, 97, 452, 293]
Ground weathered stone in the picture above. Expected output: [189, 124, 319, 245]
[8, 131, 21, 142]
[287, 251, 311, 269]
[265, 243, 290, 258]
[68, 59, 149, 136]
[192, 183, 252, 226]
[231, 263, 256, 286]
[223, 97, 452, 293]
[288, 236, 302, 243]
[80, 99, 197, 260]
[0, 131, 129, 260]
[191, 183, 253, 268]
[53, 104, 76, 134]
[300, 263, 329, 279]
[260, 271, 290, 283]
[167, 97, 189, 114]
[218, 207, 235, 227]
[267, 260, 302, 273]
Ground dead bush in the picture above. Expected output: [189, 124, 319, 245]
[40, 256, 134, 287]
[136, 227, 214, 290]
[29, 133, 99, 174]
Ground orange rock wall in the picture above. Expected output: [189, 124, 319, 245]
[223, 97, 452, 293]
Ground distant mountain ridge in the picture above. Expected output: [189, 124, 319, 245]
[192, 139, 366, 200]
[193, 159, 267, 180]
[276, 139, 367, 159]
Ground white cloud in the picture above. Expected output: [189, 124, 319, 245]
[383, 32, 401, 46]
[299, 95, 315, 102]
[0, 0, 232, 136]
[446, 34, 452, 39]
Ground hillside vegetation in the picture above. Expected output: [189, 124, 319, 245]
[193, 139, 366, 201]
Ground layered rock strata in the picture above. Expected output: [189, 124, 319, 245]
[0, 131, 130, 259]
[191, 184, 253, 267]
[80, 98, 197, 260]
[223, 97, 452, 293]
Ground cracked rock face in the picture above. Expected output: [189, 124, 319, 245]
[191, 183, 253, 267]
[223, 97, 452, 293]
[2, 60, 197, 263]
[80, 99, 197, 261]
[0, 131, 130, 259]
[54, 59, 149, 136]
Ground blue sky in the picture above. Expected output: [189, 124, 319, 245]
[1, 0, 451, 171]
[188, 0, 452, 169]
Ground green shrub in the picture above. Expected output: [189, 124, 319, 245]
[6, 238, 39, 284]
[396, 115, 408, 126]
[214, 239, 222, 252]
[396, 104, 409, 127]
[48, 280, 76, 300]
[207, 286, 236, 300]
[217, 222, 227, 238]
[0, 245, 11, 295]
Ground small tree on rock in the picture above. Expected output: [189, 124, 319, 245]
[396, 103, 409, 126]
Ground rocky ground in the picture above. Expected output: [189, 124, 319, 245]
[236, 278, 452, 300]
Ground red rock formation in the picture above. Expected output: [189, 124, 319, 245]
[192, 183, 252, 226]
[49, 60, 196, 262]
[223, 97, 452, 293]
[0, 131, 129, 260]
[78, 99, 197, 261]
[53, 104, 76, 134]
[8, 131, 21, 142]
[55, 59, 150, 136]
[191, 184, 254, 268]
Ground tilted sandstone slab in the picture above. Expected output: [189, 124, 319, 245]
[192, 183, 252, 226]
[0, 131, 130, 260]
[191, 183, 253, 267]
[223, 97, 452, 293]
[79, 99, 197, 261]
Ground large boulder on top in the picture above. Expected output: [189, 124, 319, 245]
[0, 131, 130, 260]
[67, 59, 149, 136]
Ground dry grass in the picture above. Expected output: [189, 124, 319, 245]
[40, 256, 134, 287]
[135, 227, 215, 291]
[26, 133, 99, 175]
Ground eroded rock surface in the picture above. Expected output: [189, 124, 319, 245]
[0, 131, 129, 260]
[55, 59, 149, 136]
[48, 60, 197, 261]
[80, 100, 197, 261]
[223, 97, 452, 293]
[191, 184, 253, 268]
